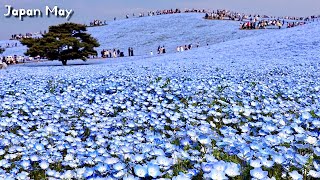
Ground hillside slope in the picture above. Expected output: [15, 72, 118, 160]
[1, 13, 270, 57]
[89, 13, 270, 55]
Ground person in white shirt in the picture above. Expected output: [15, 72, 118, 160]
[0, 61, 7, 69]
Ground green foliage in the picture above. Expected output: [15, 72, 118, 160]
[172, 159, 193, 176]
[172, 138, 180, 146]
[21, 22, 100, 65]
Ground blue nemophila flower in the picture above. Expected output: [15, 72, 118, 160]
[105, 157, 119, 165]
[134, 165, 147, 178]
[250, 167, 268, 179]
[123, 174, 139, 180]
[39, 160, 49, 170]
[198, 134, 211, 145]
[261, 158, 274, 168]
[147, 163, 161, 178]
[20, 160, 31, 169]
[201, 163, 213, 173]
[113, 170, 126, 178]
[295, 154, 309, 166]
[16, 171, 29, 180]
[225, 162, 240, 177]
[96, 163, 108, 173]
[83, 168, 94, 178]
[250, 159, 262, 168]
[172, 173, 192, 180]
[133, 154, 145, 162]
[75, 167, 86, 179]
[305, 136, 318, 145]
[34, 143, 45, 151]
[156, 156, 173, 167]
[273, 155, 285, 164]
[212, 161, 227, 172]
[314, 161, 320, 171]
[46, 169, 56, 177]
[62, 170, 75, 179]
[309, 170, 320, 178]
[209, 169, 228, 180]
[113, 162, 126, 171]
[289, 170, 303, 180]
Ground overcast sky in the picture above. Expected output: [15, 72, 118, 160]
[0, 0, 319, 40]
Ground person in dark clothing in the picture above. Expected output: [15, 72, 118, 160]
[162, 47, 166, 54]
[130, 48, 134, 56]
[101, 49, 105, 58]
[128, 47, 131, 56]
[117, 49, 120, 55]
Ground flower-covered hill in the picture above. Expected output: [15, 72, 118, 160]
[0, 15, 320, 179]
[1, 13, 269, 57]
[88, 13, 269, 55]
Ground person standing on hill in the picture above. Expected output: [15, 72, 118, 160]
[113, 50, 117, 58]
[130, 48, 134, 56]
[128, 47, 131, 57]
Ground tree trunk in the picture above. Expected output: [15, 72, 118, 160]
[62, 60, 67, 66]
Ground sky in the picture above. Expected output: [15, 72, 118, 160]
[0, 0, 319, 40]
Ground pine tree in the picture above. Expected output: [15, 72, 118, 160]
[21, 23, 100, 65]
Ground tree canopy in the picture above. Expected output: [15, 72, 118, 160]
[21, 23, 100, 65]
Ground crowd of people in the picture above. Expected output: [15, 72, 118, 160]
[1, 55, 27, 65]
[176, 43, 200, 52]
[185, 9, 207, 13]
[1, 43, 18, 49]
[125, 8, 206, 19]
[100, 49, 124, 58]
[240, 18, 310, 30]
[100, 47, 134, 58]
[205, 10, 245, 21]
[10, 32, 44, 40]
[88, 20, 107, 27]
[203, 9, 318, 31]
[240, 19, 284, 29]
[157, 46, 167, 54]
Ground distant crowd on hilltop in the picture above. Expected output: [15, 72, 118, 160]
[203, 9, 319, 30]
[1, 43, 19, 49]
[204, 9, 320, 22]
[10, 31, 45, 40]
[87, 8, 207, 27]
[240, 20, 308, 30]
[88, 20, 107, 27]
